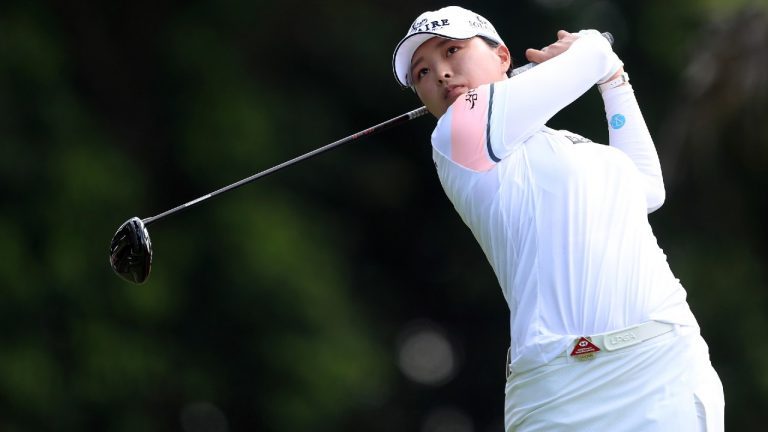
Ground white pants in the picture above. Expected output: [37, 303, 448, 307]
[504, 327, 724, 431]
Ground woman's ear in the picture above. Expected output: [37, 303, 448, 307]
[496, 44, 512, 74]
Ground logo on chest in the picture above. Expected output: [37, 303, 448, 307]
[564, 134, 592, 144]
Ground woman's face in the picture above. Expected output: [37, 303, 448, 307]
[410, 36, 511, 117]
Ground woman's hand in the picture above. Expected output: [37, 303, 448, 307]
[525, 30, 578, 64]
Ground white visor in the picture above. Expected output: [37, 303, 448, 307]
[392, 6, 504, 87]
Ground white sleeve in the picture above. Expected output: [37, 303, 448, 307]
[601, 84, 665, 212]
[491, 30, 622, 160]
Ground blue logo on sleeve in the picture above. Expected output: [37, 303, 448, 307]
[610, 114, 626, 129]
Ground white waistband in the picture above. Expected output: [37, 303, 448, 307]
[562, 320, 675, 356]
[506, 321, 676, 379]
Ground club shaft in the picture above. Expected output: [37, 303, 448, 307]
[143, 106, 429, 226]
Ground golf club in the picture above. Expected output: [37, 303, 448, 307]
[109, 32, 614, 284]
[109, 106, 428, 284]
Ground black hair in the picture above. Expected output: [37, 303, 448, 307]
[479, 36, 515, 77]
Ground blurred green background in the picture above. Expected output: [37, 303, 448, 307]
[1, 0, 766, 430]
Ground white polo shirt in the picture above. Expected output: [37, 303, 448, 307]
[430, 32, 698, 373]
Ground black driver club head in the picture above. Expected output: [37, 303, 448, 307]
[109, 217, 153, 284]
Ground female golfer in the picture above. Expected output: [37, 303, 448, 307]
[392, 6, 724, 431]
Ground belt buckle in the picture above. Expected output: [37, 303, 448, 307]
[570, 336, 601, 361]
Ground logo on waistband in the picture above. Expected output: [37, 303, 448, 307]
[570, 336, 601, 361]
[605, 330, 638, 350]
